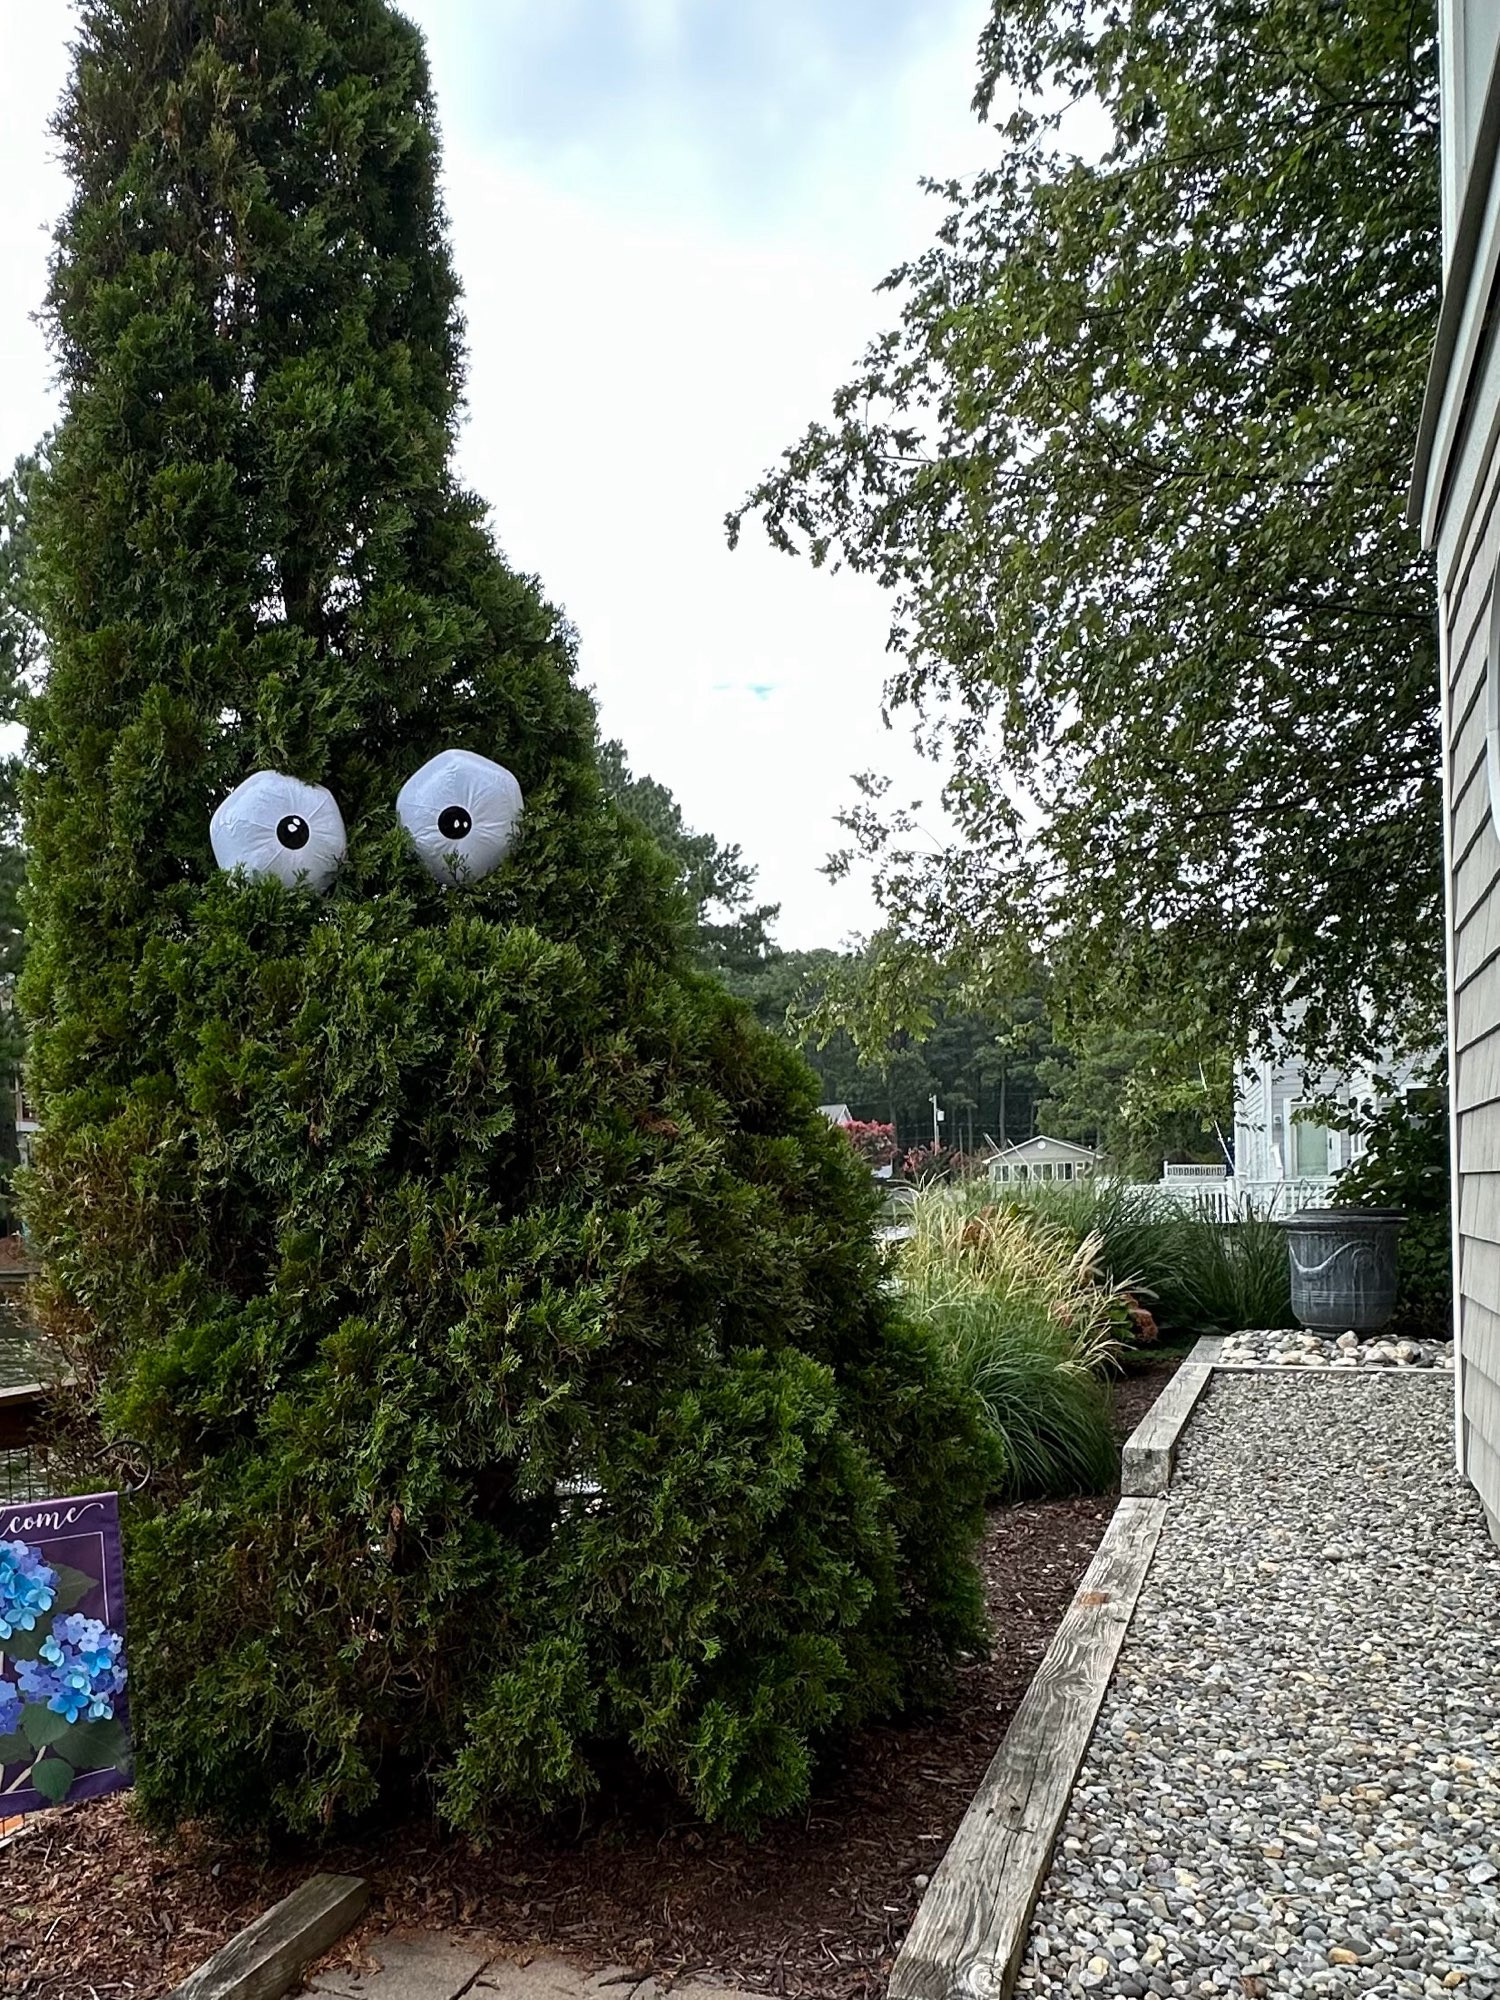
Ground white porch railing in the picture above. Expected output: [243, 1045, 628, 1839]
[1145, 1176, 1337, 1223]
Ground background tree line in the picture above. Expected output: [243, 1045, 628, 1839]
[603, 735, 1230, 1177]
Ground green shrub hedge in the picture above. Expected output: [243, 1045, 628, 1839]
[19, 0, 995, 1838]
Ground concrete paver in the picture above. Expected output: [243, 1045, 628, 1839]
[475, 1960, 615, 2000]
[309, 1933, 491, 1999]
[303, 1939, 764, 2000]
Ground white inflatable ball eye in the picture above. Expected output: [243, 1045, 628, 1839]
[209, 770, 347, 893]
[396, 749, 523, 887]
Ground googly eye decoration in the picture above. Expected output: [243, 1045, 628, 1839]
[396, 749, 524, 887]
[209, 770, 347, 893]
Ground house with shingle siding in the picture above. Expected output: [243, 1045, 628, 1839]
[1411, 3, 1500, 1540]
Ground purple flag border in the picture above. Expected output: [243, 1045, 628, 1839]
[0, 1490, 131, 1815]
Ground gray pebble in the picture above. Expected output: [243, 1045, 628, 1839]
[1013, 1376, 1500, 2000]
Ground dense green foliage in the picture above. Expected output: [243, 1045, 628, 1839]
[1335, 1097, 1453, 1340]
[735, 0, 1441, 1078]
[21, 0, 995, 1838]
[737, 947, 1053, 1154]
[1033, 1016, 1231, 1183]
[742, 942, 1229, 1174]
[922, 1293, 1118, 1498]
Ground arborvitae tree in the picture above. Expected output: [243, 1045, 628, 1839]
[21, 2, 995, 1836]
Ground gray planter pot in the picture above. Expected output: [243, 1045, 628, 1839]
[1277, 1207, 1406, 1335]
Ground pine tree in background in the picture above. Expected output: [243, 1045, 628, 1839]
[597, 737, 781, 979]
[19, 1, 994, 1836]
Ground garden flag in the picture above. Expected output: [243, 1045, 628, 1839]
[0, 1492, 130, 1811]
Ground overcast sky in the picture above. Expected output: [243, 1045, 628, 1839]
[0, 1, 995, 946]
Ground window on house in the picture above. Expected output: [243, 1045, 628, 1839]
[1292, 1112, 1330, 1178]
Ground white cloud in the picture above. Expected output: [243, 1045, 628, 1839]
[0, 3, 996, 947]
[0, 13, 71, 475]
[414, 0, 994, 945]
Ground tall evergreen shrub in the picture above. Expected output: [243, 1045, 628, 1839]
[20, 1, 995, 1836]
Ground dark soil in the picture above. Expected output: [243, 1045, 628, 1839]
[0, 1359, 1179, 2000]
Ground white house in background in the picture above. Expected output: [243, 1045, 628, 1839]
[816, 1103, 853, 1127]
[14, 1086, 38, 1170]
[986, 1133, 1099, 1185]
[1410, 0, 1500, 1539]
[1231, 1047, 1433, 1190]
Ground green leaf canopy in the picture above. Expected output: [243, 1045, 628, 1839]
[736, 0, 1442, 1074]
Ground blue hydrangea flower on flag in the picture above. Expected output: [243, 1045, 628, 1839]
[17, 1615, 127, 1723]
[0, 1494, 132, 1812]
[0, 1539, 58, 1640]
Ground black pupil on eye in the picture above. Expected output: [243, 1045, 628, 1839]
[438, 805, 472, 841]
[276, 815, 310, 850]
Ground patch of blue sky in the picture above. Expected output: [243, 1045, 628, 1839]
[410, 0, 976, 229]
[711, 681, 781, 702]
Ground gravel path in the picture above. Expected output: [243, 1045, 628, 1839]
[1221, 1330, 1454, 1371]
[1016, 1373, 1500, 2000]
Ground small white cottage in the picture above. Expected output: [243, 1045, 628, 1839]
[985, 1134, 1099, 1186]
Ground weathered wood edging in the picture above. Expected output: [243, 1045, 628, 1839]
[168, 1873, 369, 2000]
[889, 1495, 1168, 2000]
[1119, 1362, 1214, 1498]
[891, 1345, 1229, 2000]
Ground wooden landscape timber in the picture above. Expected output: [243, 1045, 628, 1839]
[168, 1873, 371, 2000]
[889, 1493, 1169, 2000]
[1119, 1361, 1214, 1498]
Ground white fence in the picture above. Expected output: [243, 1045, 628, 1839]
[1140, 1176, 1336, 1223]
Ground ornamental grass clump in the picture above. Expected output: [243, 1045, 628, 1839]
[898, 1193, 1122, 1497]
[993, 1179, 1294, 1334]
[18, 0, 996, 1840]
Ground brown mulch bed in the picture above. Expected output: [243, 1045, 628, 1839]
[0, 1358, 1181, 2000]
